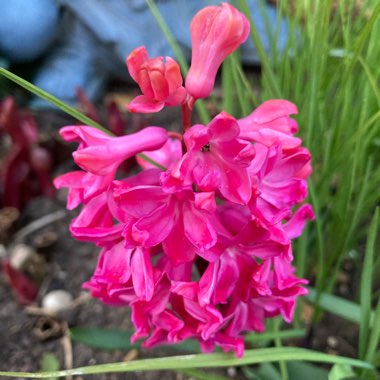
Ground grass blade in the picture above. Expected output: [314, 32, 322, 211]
[359, 208, 379, 359]
[238, 0, 282, 98]
[70, 328, 138, 351]
[0, 67, 108, 133]
[307, 287, 375, 325]
[145, 0, 210, 124]
[244, 328, 305, 344]
[0, 67, 169, 171]
[177, 368, 230, 380]
[222, 56, 236, 115]
[365, 294, 380, 364]
[40, 353, 59, 380]
[0, 347, 373, 378]
[144, 0, 188, 73]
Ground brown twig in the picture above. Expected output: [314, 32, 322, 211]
[62, 323, 73, 380]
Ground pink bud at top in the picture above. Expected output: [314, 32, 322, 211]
[185, 3, 250, 99]
[126, 46, 187, 113]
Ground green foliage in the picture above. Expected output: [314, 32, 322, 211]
[359, 208, 378, 359]
[306, 287, 375, 325]
[70, 326, 201, 353]
[328, 364, 357, 380]
[70, 327, 138, 351]
[145, 0, 211, 124]
[0, 67, 107, 132]
[40, 353, 59, 380]
[0, 0, 379, 378]
[243, 0, 380, 300]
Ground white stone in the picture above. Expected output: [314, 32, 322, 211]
[42, 290, 73, 312]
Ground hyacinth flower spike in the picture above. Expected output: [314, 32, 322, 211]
[54, 2, 314, 358]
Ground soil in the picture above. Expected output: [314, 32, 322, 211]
[0, 100, 360, 380]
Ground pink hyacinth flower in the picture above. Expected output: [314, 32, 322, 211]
[54, 170, 115, 210]
[238, 100, 301, 150]
[126, 46, 187, 113]
[248, 143, 312, 221]
[111, 182, 218, 263]
[259, 257, 308, 323]
[185, 3, 250, 99]
[83, 241, 136, 306]
[69, 192, 123, 244]
[283, 204, 315, 239]
[168, 112, 255, 204]
[69, 126, 168, 176]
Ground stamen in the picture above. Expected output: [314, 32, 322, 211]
[201, 143, 210, 152]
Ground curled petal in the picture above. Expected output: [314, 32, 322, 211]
[60, 125, 110, 148]
[131, 247, 155, 301]
[127, 95, 165, 114]
[53, 171, 85, 210]
[73, 127, 168, 175]
[183, 203, 217, 252]
[250, 99, 298, 124]
[283, 204, 315, 239]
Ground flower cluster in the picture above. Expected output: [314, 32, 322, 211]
[55, 3, 313, 357]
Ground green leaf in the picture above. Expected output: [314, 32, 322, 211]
[243, 363, 281, 380]
[222, 56, 236, 115]
[365, 294, 380, 364]
[0, 347, 373, 378]
[287, 361, 329, 380]
[359, 208, 379, 359]
[70, 327, 200, 353]
[137, 153, 166, 170]
[0, 67, 108, 133]
[306, 288, 375, 325]
[244, 328, 305, 345]
[238, 0, 282, 98]
[0, 68, 172, 171]
[328, 364, 357, 380]
[145, 0, 210, 124]
[177, 368, 230, 380]
[40, 353, 59, 380]
[70, 327, 138, 351]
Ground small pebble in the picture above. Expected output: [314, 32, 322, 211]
[327, 336, 338, 348]
[9, 244, 36, 270]
[227, 367, 237, 377]
[42, 290, 73, 312]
